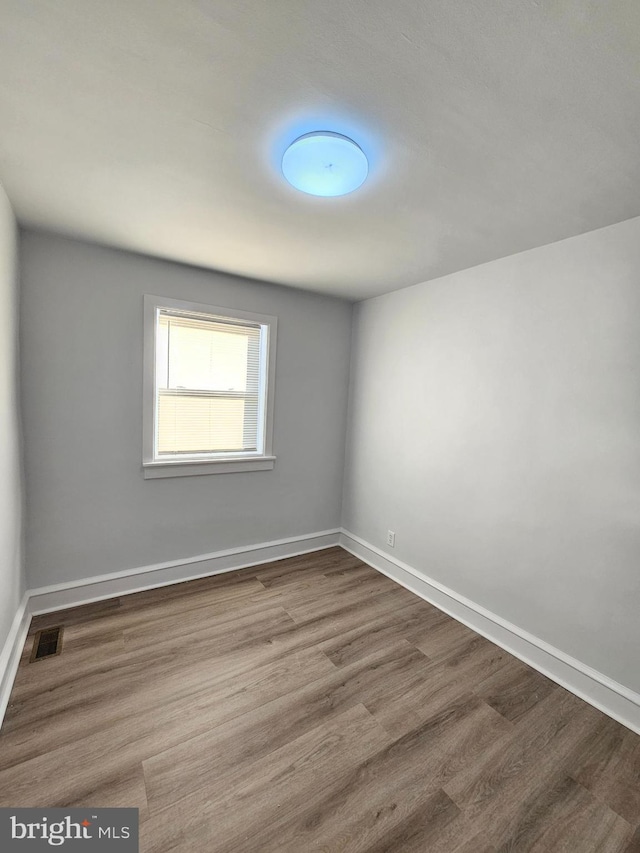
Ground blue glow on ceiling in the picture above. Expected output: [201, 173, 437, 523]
[281, 131, 369, 197]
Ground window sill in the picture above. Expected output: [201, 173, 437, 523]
[143, 455, 276, 479]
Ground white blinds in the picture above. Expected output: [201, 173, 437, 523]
[155, 311, 263, 456]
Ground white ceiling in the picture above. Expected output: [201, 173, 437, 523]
[1, 1, 639, 300]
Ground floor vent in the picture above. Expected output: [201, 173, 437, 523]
[30, 626, 64, 662]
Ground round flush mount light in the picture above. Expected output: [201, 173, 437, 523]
[281, 131, 369, 197]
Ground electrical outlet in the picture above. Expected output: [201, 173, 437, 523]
[386, 530, 395, 547]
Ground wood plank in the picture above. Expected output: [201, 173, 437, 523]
[0, 644, 335, 777]
[624, 826, 640, 853]
[565, 713, 640, 827]
[443, 688, 624, 847]
[253, 695, 511, 853]
[319, 598, 446, 667]
[141, 704, 392, 853]
[494, 773, 632, 852]
[372, 633, 513, 738]
[143, 641, 429, 814]
[0, 547, 637, 853]
[473, 657, 556, 723]
[2, 603, 298, 749]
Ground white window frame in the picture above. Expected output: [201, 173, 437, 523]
[143, 294, 277, 478]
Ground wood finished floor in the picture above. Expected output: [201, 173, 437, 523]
[0, 547, 639, 852]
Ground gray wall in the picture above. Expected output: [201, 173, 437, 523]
[21, 231, 352, 588]
[0, 185, 24, 650]
[343, 215, 640, 693]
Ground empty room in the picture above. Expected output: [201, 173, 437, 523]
[0, 1, 639, 851]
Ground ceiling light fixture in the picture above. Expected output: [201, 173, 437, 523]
[281, 131, 369, 197]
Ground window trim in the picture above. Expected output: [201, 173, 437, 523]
[143, 294, 277, 478]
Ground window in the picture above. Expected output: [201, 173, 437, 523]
[143, 295, 276, 477]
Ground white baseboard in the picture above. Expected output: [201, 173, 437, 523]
[340, 528, 640, 735]
[6, 527, 637, 738]
[0, 529, 340, 730]
[0, 593, 32, 727]
[28, 529, 341, 615]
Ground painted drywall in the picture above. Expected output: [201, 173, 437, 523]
[4, 2, 640, 299]
[343, 215, 640, 693]
[20, 231, 352, 587]
[0, 185, 24, 652]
